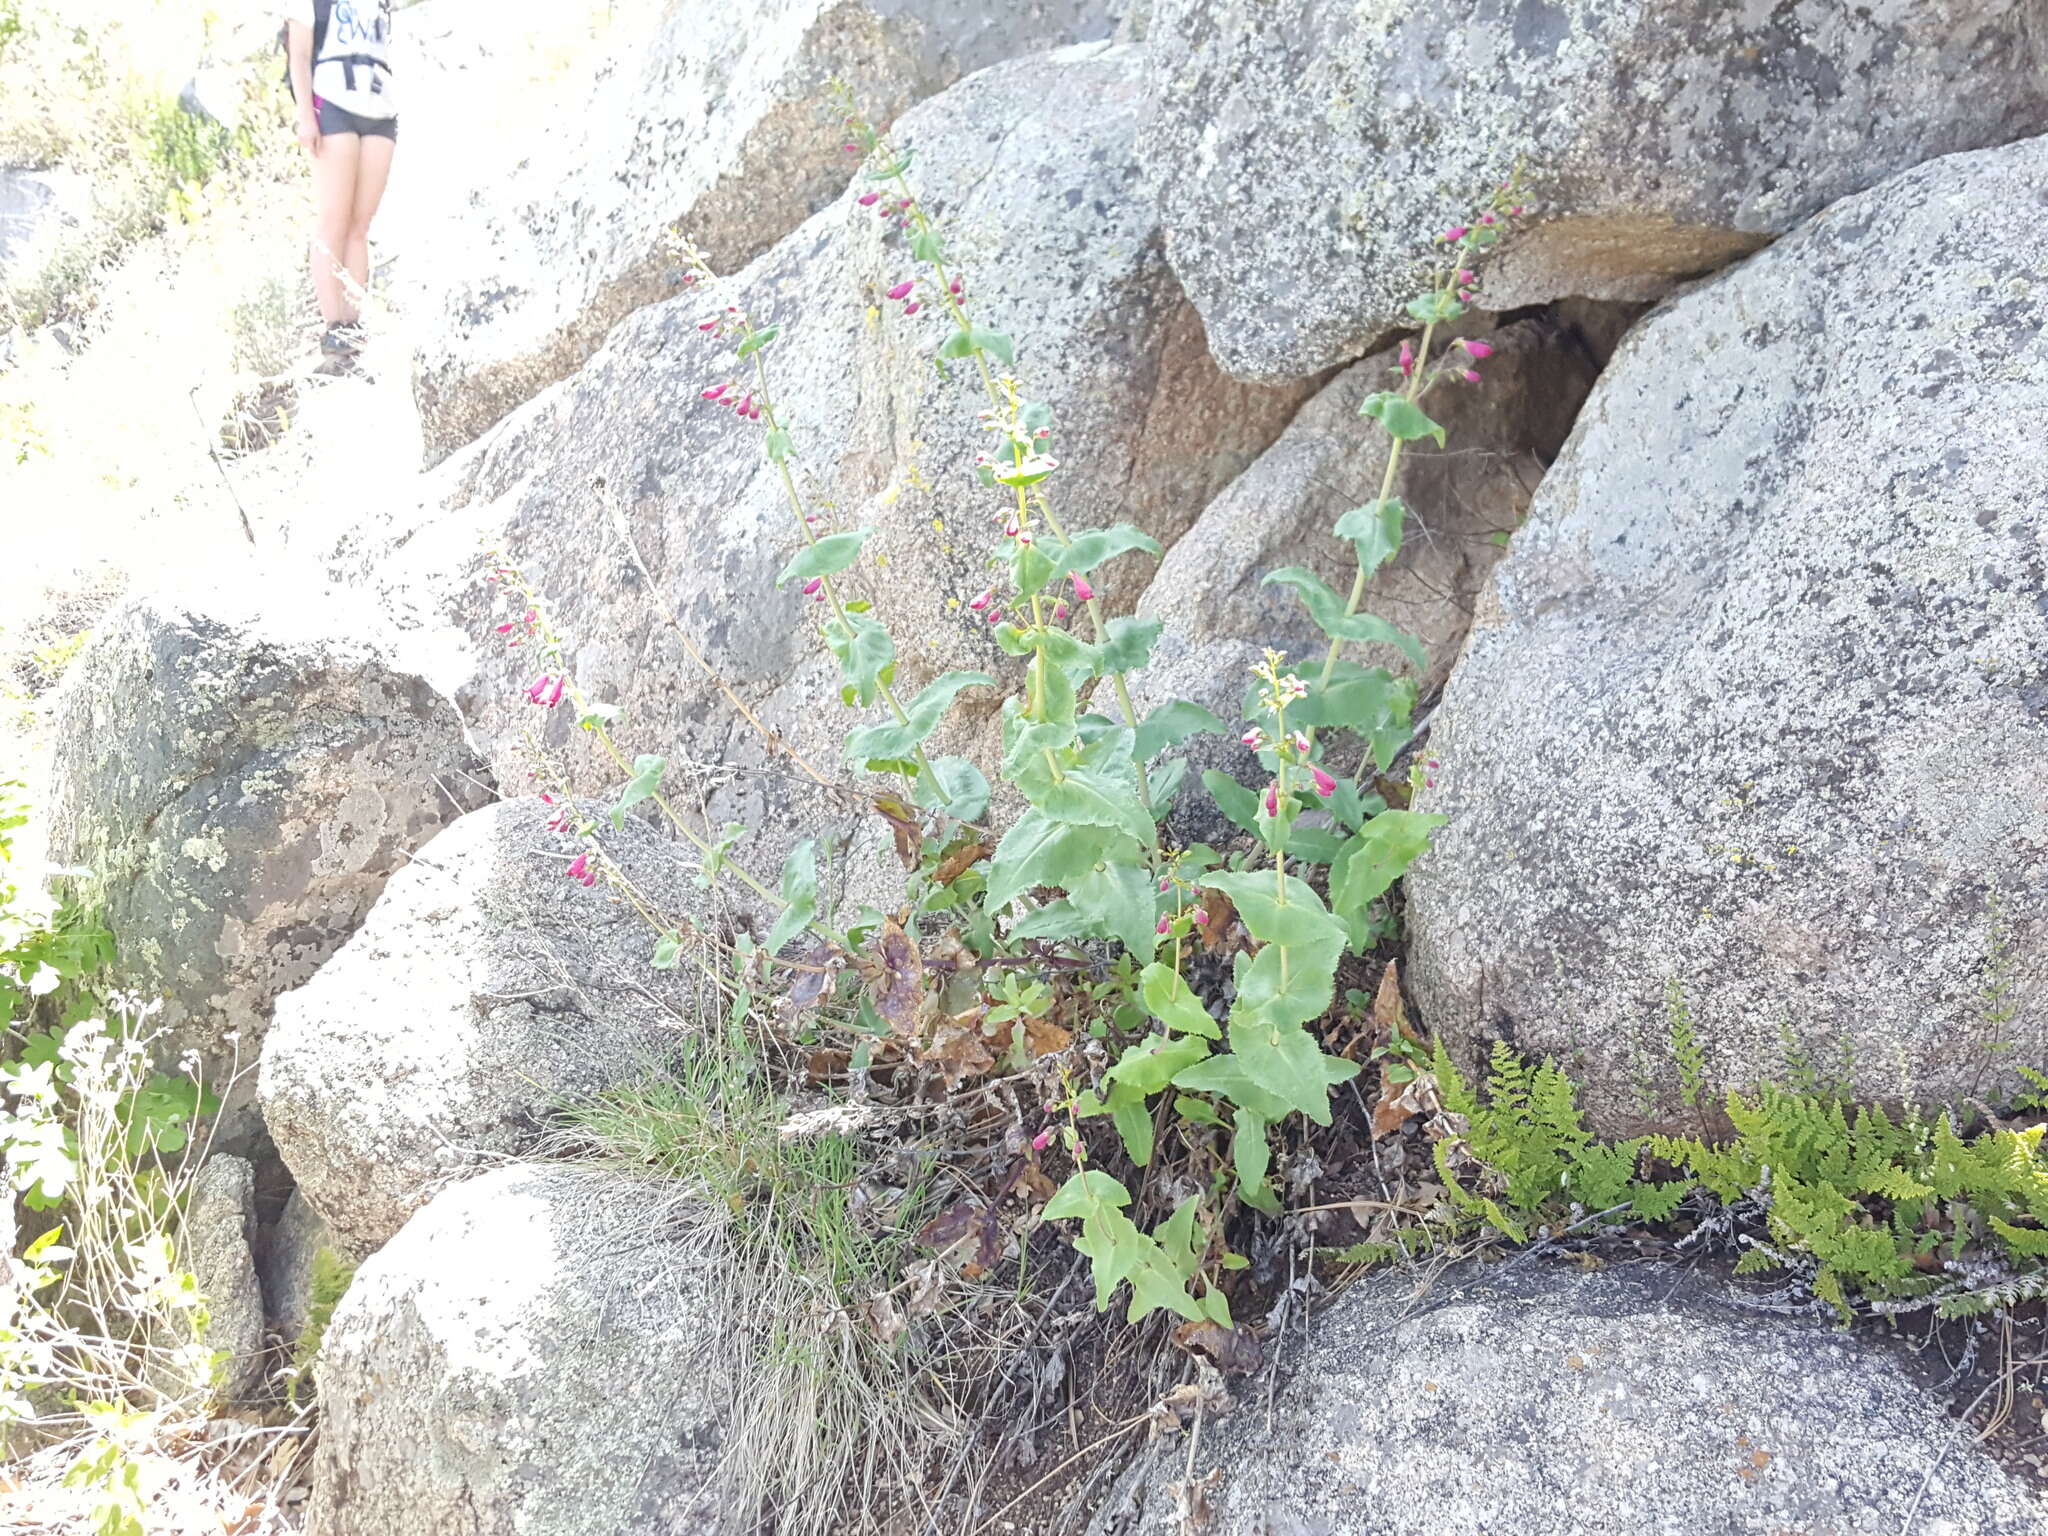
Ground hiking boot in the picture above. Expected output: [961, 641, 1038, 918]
[320, 324, 365, 357]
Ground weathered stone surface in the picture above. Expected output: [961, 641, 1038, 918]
[308, 1163, 724, 1536]
[1138, 0, 2048, 383]
[1405, 138, 2048, 1135]
[1094, 1261, 2044, 1534]
[43, 579, 487, 1144]
[261, 797, 707, 1257]
[184, 1155, 264, 1401]
[407, 0, 1121, 462]
[1130, 303, 1629, 832]
[347, 42, 1310, 885]
[260, 1187, 342, 1341]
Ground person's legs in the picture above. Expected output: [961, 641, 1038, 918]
[309, 128, 362, 326]
[344, 133, 396, 321]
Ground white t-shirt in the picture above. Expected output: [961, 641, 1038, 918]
[283, 0, 396, 119]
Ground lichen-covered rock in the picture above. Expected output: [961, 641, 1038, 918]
[346, 42, 1310, 881]
[1130, 303, 1629, 833]
[261, 797, 707, 1256]
[308, 1164, 724, 1536]
[43, 580, 487, 1144]
[183, 1155, 264, 1401]
[260, 1187, 342, 1341]
[1137, 0, 2048, 382]
[1405, 137, 2048, 1135]
[1091, 1261, 2043, 1534]
[407, 0, 1121, 462]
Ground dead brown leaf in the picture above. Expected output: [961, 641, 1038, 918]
[1198, 886, 1236, 952]
[926, 1008, 998, 1086]
[863, 1293, 907, 1347]
[787, 940, 840, 1011]
[1022, 1014, 1072, 1059]
[1372, 961, 1419, 1044]
[904, 1257, 947, 1319]
[864, 917, 925, 1036]
[1172, 1318, 1264, 1375]
[873, 795, 923, 869]
[933, 839, 991, 885]
[1169, 1467, 1220, 1532]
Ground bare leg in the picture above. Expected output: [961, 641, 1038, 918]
[344, 134, 397, 321]
[310, 130, 362, 325]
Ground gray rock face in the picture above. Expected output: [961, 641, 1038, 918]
[1130, 303, 1629, 830]
[261, 1187, 342, 1342]
[1092, 1261, 2043, 1535]
[43, 580, 487, 1144]
[407, 0, 1121, 463]
[183, 1155, 265, 1401]
[1137, 0, 2048, 382]
[1405, 137, 2048, 1135]
[261, 797, 706, 1257]
[348, 42, 1310, 879]
[308, 1164, 724, 1536]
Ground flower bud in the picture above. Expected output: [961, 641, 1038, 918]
[801, 576, 824, 597]
[1264, 782, 1280, 817]
[1311, 766, 1337, 798]
[1155, 915, 1172, 935]
[701, 383, 728, 399]
[1071, 574, 1095, 604]
[1462, 340, 1493, 358]
[858, 192, 880, 206]
[886, 280, 914, 300]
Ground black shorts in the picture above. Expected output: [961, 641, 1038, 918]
[313, 97, 397, 141]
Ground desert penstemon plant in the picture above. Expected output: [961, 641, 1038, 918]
[492, 106, 1525, 1327]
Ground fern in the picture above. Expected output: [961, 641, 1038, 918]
[1665, 977, 1705, 1108]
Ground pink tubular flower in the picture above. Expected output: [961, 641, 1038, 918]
[701, 382, 728, 400]
[1264, 782, 1280, 817]
[1399, 341, 1415, 379]
[698, 319, 717, 331]
[1155, 915, 1172, 935]
[1443, 225, 1469, 241]
[526, 674, 554, 703]
[801, 576, 824, 597]
[539, 791, 555, 805]
[1459, 268, 1476, 283]
[1053, 601, 1069, 621]
[545, 676, 566, 708]
[858, 192, 880, 206]
[1192, 908, 1209, 926]
[986, 608, 1002, 625]
[736, 393, 754, 416]
[496, 621, 516, 633]
[1159, 876, 1172, 893]
[1463, 368, 1481, 383]
[1293, 731, 1310, 755]
[967, 588, 993, 612]
[1070, 574, 1095, 604]
[1031, 1125, 1054, 1152]
[1241, 727, 1267, 750]
[886, 279, 914, 301]
[949, 279, 963, 295]
[903, 302, 921, 316]
[1462, 340, 1494, 359]
[1311, 766, 1337, 798]
[566, 852, 597, 887]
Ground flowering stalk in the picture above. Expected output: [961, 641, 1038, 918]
[832, 84, 1159, 826]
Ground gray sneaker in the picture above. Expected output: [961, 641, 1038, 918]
[320, 324, 364, 357]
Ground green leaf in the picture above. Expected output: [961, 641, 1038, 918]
[1107, 1032, 1212, 1096]
[865, 150, 914, 179]
[1228, 1016, 1358, 1126]
[1233, 1109, 1279, 1213]
[1174, 1094, 1226, 1128]
[909, 227, 945, 264]
[1096, 617, 1161, 675]
[936, 329, 974, 360]
[1290, 662, 1415, 772]
[1135, 701, 1225, 763]
[611, 753, 668, 826]
[1140, 961, 1220, 1039]
[777, 529, 871, 588]
[1232, 941, 1336, 1030]
[766, 839, 818, 953]
[1107, 1079, 1155, 1165]
[1358, 390, 1446, 446]
[1263, 568, 1426, 670]
[1201, 872, 1345, 973]
[736, 324, 781, 359]
[1049, 524, 1163, 582]
[969, 326, 1015, 366]
[914, 757, 991, 824]
[824, 613, 895, 707]
[1148, 756, 1188, 812]
[1200, 770, 1262, 838]
[1067, 860, 1161, 962]
[1044, 1168, 1131, 1220]
[1404, 290, 1465, 324]
[1172, 1051, 1296, 1124]
[1332, 498, 1406, 577]
[843, 670, 993, 765]
[1039, 766, 1155, 846]
[651, 933, 684, 970]
[985, 809, 1114, 911]
[765, 428, 793, 462]
[1330, 809, 1448, 916]
[1009, 539, 1056, 598]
